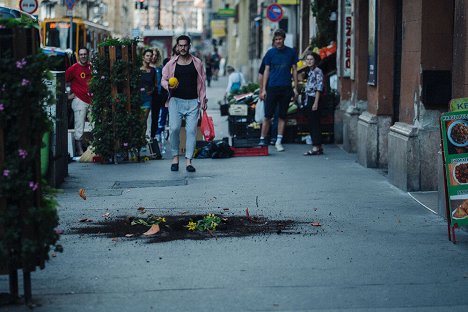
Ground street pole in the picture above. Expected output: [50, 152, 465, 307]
[69, 11, 73, 53]
[157, 0, 161, 29]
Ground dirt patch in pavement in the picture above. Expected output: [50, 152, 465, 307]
[70, 214, 302, 243]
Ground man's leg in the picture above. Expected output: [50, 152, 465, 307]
[168, 98, 182, 166]
[184, 100, 200, 169]
[71, 98, 87, 156]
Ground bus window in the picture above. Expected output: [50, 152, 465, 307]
[78, 24, 85, 49]
[45, 21, 76, 51]
[86, 29, 92, 50]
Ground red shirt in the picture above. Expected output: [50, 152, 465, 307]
[65, 62, 92, 104]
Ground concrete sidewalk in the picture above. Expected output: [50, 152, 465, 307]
[3, 76, 468, 312]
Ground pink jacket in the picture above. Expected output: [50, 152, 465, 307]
[161, 54, 207, 107]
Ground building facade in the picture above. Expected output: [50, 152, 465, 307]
[335, 0, 462, 202]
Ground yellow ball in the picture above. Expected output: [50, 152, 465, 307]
[297, 60, 304, 68]
[169, 77, 178, 88]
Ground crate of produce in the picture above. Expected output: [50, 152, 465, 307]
[229, 104, 249, 116]
[231, 145, 268, 157]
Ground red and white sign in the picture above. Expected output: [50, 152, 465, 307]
[266, 4, 283, 22]
[19, 0, 38, 15]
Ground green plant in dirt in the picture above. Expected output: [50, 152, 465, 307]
[89, 39, 146, 161]
[131, 215, 166, 227]
[311, 0, 337, 48]
[0, 49, 61, 269]
[186, 214, 222, 232]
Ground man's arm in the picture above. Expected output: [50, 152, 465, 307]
[260, 65, 270, 101]
[292, 64, 298, 100]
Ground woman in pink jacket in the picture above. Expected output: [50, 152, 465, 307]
[161, 35, 208, 173]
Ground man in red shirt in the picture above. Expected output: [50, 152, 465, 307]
[65, 48, 92, 156]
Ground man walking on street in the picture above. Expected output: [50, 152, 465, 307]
[65, 47, 92, 156]
[259, 29, 298, 152]
[161, 35, 208, 172]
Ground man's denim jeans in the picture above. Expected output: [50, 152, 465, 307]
[168, 97, 199, 159]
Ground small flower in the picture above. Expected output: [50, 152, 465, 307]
[3, 169, 10, 177]
[157, 217, 166, 223]
[207, 213, 215, 218]
[101, 75, 106, 80]
[123, 142, 129, 147]
[21, 79, 30, 86]
[140, 88, 145, 92]
[0, 103, 4, 111]
[186, 221, 197, 231]
[1, 84, 5, 92]
[18, 149, 28, 159]
[29, 181, 39, 191]
[16, 58, 27, 69]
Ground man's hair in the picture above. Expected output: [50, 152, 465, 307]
[273, 29, 286, 39]
[78, 47, 89, 54]
[176, 35, 191, 45]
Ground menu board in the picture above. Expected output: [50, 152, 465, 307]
[441, 111, 468, 227]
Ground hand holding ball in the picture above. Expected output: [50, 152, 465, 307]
[169, 77, 179, 89]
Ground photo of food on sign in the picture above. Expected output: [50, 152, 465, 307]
[451, 198, 468, 220]
[449, 162, 468, 185]
[445, 119, 468, 155]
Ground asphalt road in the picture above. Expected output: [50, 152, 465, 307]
[3, 76, 468, 312]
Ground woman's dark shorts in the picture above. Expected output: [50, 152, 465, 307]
[264, 86, 293, 119]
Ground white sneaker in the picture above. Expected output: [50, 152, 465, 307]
[275, 143, 285, 152]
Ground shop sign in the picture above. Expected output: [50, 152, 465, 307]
[450, 97, 468, 112]
[343, 0, 353, 78]
[277, 0, 299, 5]
[210, 20, 226, 38]
[441, 111, 468, 240]
[19, 0, 38, 14]
[217, 8, 235, 17]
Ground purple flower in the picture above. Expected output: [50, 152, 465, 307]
[18, 149, 28, 159]
[140, 88, 145, 92]
[123, 142, 129, 147]
[29, 181, 39, 191]
[0, 103, 4, 111]
[21, 79, 30, 86]
[101, 76, 106, 80]
[16, 58, 27, 69]
[3, 169, 10, 177]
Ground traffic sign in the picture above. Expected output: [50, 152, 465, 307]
[19, 0, 38, 15]
[266, 3, 283, 22]
[65, 0, 76, 10]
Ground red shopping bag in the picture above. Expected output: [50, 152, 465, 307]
[200, 110, 215, 141]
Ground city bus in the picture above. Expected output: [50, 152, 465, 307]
[40, 17, 110, 55]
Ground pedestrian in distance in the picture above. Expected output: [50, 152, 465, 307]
[154, 57, 171, 154]
[161, 35, 208, 173]
[205, 53, 213, 87]
[225, 65, 246, 97]
[140, 49, 156, 137]
[211, 47, 220, 80]
[65, 47, 92, 156]
[150, 47, 163, 141]
[303, 52, 324, 156]
[259, 29, 299, 152]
